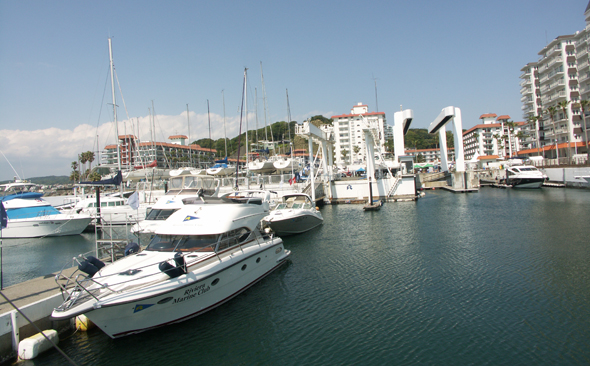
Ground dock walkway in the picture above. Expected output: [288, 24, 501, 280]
[0, 267, 78, 363]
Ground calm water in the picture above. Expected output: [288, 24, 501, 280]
[11, 188, 590, 366]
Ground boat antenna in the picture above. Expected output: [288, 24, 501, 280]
[235, 68, 247, 187]
[373, 74, 379, 112]
[0, 151, 21, 180]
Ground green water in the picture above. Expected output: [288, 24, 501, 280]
[15, 188, 590, 365]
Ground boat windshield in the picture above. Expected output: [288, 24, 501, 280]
[146, 234, 219, 252]
[145, 209, 179, 221]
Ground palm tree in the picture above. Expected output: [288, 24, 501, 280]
[557, 100, 571, 162]
[545, 106, 559, 162]
[534, 115, 543, 156]
[579, 100, 590, 162]
[505, 120, 517, 157]
[70, 161, 80, 182]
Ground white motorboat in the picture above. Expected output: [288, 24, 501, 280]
[505, 165, 547, 189]
[65, 194, 150, 226]
[131, 172, 220, 239]
[262, 193, 323, 235]
[52, 189, 290, 338]
[248, 159, 275, 174]
[0, 182, 93, 238]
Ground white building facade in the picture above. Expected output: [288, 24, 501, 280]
[519, 2, 590, 160]
[463, 114, 526, 161]
[331, 103, 387, 167]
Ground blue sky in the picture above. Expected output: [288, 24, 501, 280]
[1, 0, 588, 180]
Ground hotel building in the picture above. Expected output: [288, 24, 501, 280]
[330, 103, 387, 167]
[103, 135, 216, 170]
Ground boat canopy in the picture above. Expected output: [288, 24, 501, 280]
[0, 192, 44, 202]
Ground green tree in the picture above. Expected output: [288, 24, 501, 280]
[545, 105, 559, 161]
[557, 100, 571, 162]
[578, 100, 590, 162]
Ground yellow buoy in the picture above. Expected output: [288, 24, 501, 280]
[75, 315, 95, 331]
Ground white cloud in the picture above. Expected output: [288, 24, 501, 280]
[0, 110, 264, 181]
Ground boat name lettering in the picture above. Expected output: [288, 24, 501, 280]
[173, 284, 210, 304]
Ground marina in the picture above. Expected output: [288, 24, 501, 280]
[0, 187, 589, 365]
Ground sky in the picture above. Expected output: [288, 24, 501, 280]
[1, 0, 588, 181]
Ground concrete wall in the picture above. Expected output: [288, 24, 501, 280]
[330, 175, 416, 201]
[542, 167, 590, 187]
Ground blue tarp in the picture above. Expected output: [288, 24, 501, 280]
[356, 167, 366, 172]
[215, 157, 229, 164]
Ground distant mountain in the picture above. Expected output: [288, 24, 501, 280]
[0, 176, 71, 185]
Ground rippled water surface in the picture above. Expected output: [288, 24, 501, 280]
[14, 188, 590, 365]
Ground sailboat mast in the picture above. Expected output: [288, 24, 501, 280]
[187, 104, 191, 164]
[207, 99, 212, 155]
[308, 133, 315, 204]
[235, 68, 247, 184]
[286, 89, 293, 177]
[245, 68, 249, 175]
[222, 90, 227, 157]
[260, 62, 269, 142]
[108, 37, 121, 173]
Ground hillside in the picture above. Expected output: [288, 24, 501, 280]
[0, 176, 71, 185]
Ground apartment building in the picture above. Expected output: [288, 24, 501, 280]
[103, 135, 216, 170]
[519, 3, 590, 159]
[330, 103, 387, 167]
[463, 114, 525, 161]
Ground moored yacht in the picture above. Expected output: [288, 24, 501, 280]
[130, 172, 220, 240]
[51, 189, 290, 338]
[505, 165, 547, 189]
[0, 182, 93, 238]
[262, 193, 323, 235]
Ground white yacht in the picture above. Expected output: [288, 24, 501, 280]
[505, 165, 548, 189]
[51, 190, 290, 338]
[262, 193, 323, 235]
[65, 194, 150, 226]
[0, 182, 92, 238]
[130, 172, 220, 240]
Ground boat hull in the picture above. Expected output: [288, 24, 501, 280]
[508, 178, 545, 189]
[267, 213, 323, 236]
[1, 215, 93, 238]
[81, 242, 290, 338]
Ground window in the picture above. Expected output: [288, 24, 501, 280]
[146, 234, 219, 252]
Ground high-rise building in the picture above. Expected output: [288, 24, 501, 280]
[330, 103, 387, 167]
[519, 2, 590, 159]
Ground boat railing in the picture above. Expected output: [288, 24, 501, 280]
[55, 229, 276, 310]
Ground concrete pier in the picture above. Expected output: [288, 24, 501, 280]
[0, 267, 77, 363]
